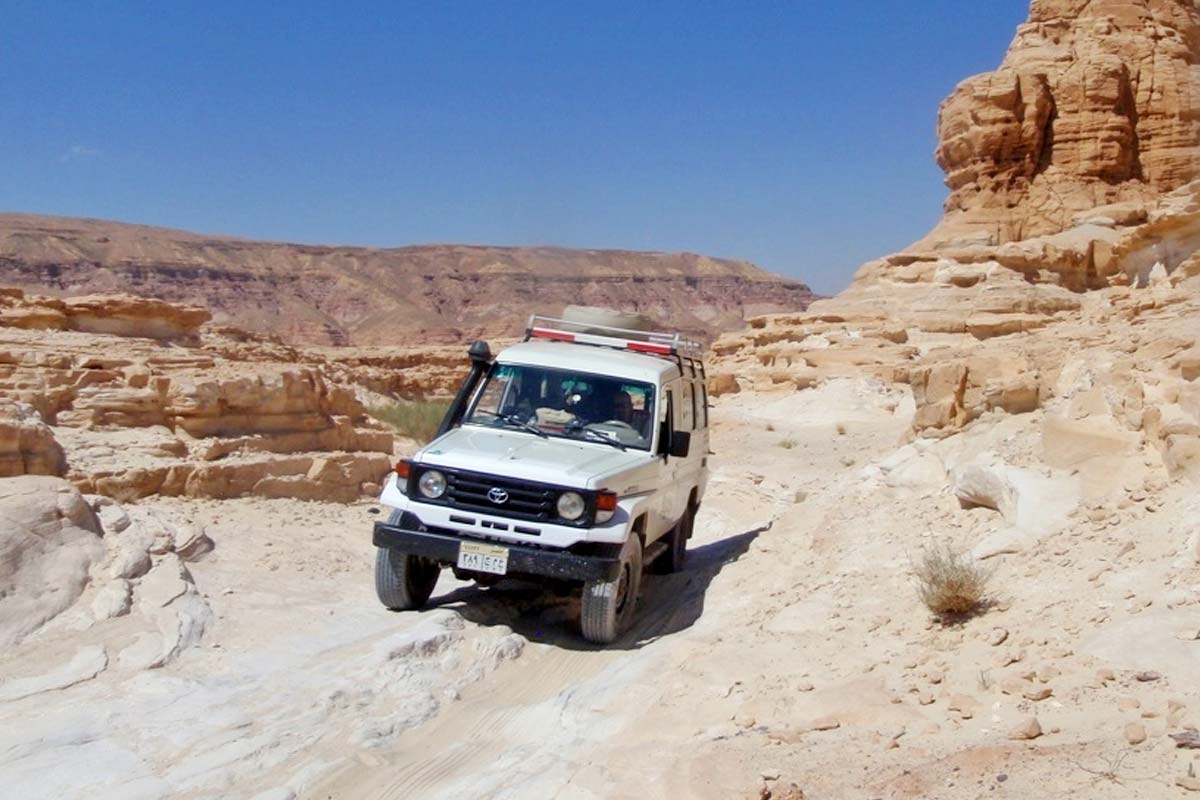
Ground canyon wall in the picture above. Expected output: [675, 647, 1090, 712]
[0, 214, 816, 346]
[712, 0, 1200, 485]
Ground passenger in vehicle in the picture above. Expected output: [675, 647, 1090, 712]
[610, 389, 634, 424]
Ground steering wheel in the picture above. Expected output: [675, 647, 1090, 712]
[598, 420, 638, 432]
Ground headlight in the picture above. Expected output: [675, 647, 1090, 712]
[418, 470, 447, 499]
[556, 491, 586, 521]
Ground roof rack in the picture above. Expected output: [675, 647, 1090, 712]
[524, 314, 706, 367]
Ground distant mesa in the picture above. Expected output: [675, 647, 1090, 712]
[0, 213, 817, 346]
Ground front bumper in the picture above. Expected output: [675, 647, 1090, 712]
[373, 520, 622, 582]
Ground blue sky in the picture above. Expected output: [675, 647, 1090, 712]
[1, 1, 1029, 293]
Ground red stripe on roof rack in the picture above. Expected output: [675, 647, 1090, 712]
[530, 328, 575, 342]
[627, 341, 672, 355]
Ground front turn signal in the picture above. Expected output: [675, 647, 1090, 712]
[394, 460, 412, 479]
[595, 490, 618, 523]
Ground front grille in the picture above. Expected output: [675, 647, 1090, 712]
[411, 466, 595, 524]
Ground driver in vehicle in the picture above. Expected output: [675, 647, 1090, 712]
[610, 388, 633, 425]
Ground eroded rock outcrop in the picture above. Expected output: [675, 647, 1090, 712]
[0, 289, 210, 340]
[0, 291, 401, 502]
[0, 402, 66, 478]
[712, 0, 1200, 487]
[930, 0, 1200, 246]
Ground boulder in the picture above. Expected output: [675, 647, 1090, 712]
[0, 476, 104, 646]
[91, 578, 132, 620]
[707, 372, 741, 397]
[953, 453, 1080, 535]
[910, 355, 1039, 435]
[0, 404, 67, 478]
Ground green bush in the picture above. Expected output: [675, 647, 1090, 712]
[368, 400, 452, 444]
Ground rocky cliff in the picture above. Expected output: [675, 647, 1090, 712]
[713, 0, 1200, 484]
[0, 214, 816, 346]
[0, 290, 406, 502]
[928, 0, 1199, 247]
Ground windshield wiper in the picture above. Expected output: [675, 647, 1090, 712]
[565, 422, 627, 451]
[473, 410, 548, 438]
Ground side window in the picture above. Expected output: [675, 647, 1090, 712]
[660, 389, 674, 452]
[680, 381, 695, 431]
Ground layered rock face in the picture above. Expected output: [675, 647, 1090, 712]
[929, 0, 1199, 246]
[0, 290, 211, 340]
[0, 402, 66, 478]
[0, 290, 402, 502]
[712, 0, 1200, 488]
[0, 214, 817, 346]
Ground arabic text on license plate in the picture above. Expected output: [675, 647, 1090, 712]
[457, 541, 509, 575]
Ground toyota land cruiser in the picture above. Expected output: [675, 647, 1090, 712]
[372, 308, 710, 643]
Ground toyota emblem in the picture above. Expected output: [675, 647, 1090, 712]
[487, 487, 509, 504]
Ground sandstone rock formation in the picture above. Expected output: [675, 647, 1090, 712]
[0, 401, 66, 478]
[0, 290, 402, 502]
[713, 0, 1200, 488]
[0, 214, 817, 346]
[0, 289, 210, 339]
[929, 0, 1200, 246]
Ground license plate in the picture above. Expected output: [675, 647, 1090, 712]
[457, 541, 509, 575]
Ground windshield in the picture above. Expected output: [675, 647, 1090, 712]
[466, 363, 657, 451]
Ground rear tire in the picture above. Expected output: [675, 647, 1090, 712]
[375, 511, 441, 610]
[581, 536, 643, 644]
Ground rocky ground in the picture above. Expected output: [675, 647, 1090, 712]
[2, 378, 1198, 799]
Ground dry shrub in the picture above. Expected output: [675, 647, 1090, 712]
[778, 437, 798, 449]
[912, 543, 992, 618]
[368, 399, 451, 444]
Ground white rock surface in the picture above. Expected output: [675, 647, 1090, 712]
[0, 645, 108, 702]
[0, 477, 105, 646]
[90, 579, 132, 621]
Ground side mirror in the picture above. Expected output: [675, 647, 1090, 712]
[669, 431, 691, 459]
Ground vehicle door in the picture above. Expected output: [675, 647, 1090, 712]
[691, 378, 711, 501]
[650, 383, 681, 541]
[662, 379, 693, 532]
[675, 376, 705, 513]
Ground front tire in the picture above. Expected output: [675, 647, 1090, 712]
[581, 536, 643, 644]
[375, 547, 441, 610]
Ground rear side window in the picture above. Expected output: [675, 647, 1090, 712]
[680, 381, 695, 430]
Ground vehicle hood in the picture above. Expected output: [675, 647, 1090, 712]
[416, 425, 654, 489]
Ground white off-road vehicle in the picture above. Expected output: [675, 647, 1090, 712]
[373, 308, 710, 643]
